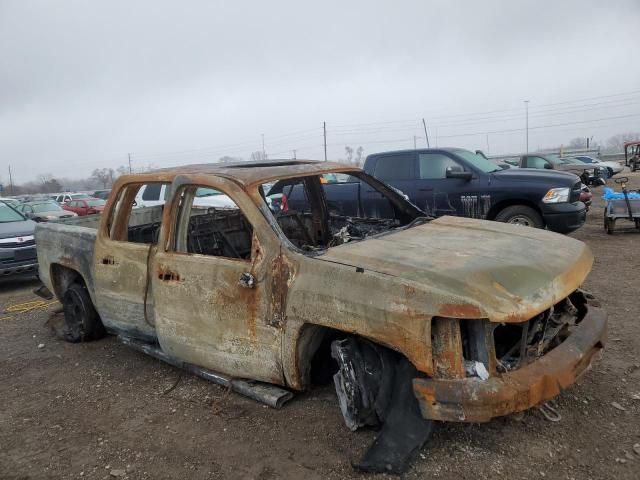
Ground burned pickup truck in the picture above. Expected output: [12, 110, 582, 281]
[35, 160, 607, 473]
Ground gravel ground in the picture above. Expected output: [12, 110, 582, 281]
[1, 172, 639, 480]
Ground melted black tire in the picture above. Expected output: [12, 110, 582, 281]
[62, 283, 105, 342]
[331, 338, 434, 474]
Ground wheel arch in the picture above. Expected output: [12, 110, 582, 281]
[486, 198, 544, 223]
[49, 263, 89, 301]
[285, 322, 413, 391]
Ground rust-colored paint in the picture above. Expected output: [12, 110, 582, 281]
[438, 303, 483, 319]
[414, 306, 607, 422]
[430, 318, 465, 379]
[37, 160, 607, 423]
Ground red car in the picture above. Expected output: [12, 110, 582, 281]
[62, 197, 106, 216]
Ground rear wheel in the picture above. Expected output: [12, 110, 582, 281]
[605, 218, 616, 235]
[62, 283, 105, 342]
[495, 205, 544, 228]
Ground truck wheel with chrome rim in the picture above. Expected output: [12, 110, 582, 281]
[495, 205, 544, 228]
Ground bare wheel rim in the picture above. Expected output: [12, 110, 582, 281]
[64, 289, 86, 339]
[507, 215, 534, 227]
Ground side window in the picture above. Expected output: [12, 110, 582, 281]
[68, 201, 76, 207]
[526, 156, 549, 169]
[142, 184, 162, 201]
[108, 182, 170, 244]
[418, 153, 460, 179]
[373, 154, 414, 181]
[171, 185, 251, 260]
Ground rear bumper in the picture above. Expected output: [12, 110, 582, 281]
[542, 202, 587, 234]
[413, 305, 607, 423]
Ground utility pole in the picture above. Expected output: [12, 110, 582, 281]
[261, 134, 265, 158]
[486, 133, 490, 155]
[128, 153, 132, 173]
[323, 122, 327, 161]
[8, 165, 14, 196]
[413, 136, 417, 149]
[524, 100, 530, 153]
[422, 118, 430, 147]
[292, 149, 297, 160]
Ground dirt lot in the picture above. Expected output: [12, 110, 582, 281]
[1, 173, 640, 480]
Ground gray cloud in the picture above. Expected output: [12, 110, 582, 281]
[1, 0, 639, 183]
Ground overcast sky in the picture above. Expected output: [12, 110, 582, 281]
[1, 0, 639, 184]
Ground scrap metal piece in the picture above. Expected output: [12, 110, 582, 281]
[119, 336, 293, 409]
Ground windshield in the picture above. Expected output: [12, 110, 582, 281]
[86, 199, 106, 207]
[454, 150, 501, 173]
[0, 202, 26, 222]
[261, 170, 424, 253]
[31, 201, 63, 213]
[543, 154, 567, 165]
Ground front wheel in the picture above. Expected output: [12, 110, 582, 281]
[62, 283, 106, 342]
[495, 205, 544, 228]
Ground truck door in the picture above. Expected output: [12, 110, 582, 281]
[151, 177, 285, 385]
[364, 152, 417, 216]
[414, 152, 485, 218]
[93, 180, 171, 341]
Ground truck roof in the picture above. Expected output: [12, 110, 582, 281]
[151, 160, 359, 187]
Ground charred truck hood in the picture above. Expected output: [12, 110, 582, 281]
[317, 215, 592, 323]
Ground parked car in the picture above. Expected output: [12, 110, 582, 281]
[580, 184, 592, 209]
[51, 192, 92, 204]
[62, 198, 106, 216]
[0, 200, 38, 276]
[35, 160, 606, 473]
[517, 153, 605, 185]
[0, 197, 21, 208]
[135, 183, 236, 209]
[16, 200, 78, 222]
[273, 148, 587, 233]
[570, 155, 623, 177]
[91, 190, 111, 200]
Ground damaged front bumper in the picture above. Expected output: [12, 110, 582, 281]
[413, 301, 607, 423]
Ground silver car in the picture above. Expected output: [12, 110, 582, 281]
[0, 201, 38, 276]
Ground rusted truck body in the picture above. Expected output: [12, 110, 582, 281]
[35, 160, 607, 472]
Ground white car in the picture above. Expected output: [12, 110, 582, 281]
[135, 184, 236, 209]
[572, 156, 624, 177]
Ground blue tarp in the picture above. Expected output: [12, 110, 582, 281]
[602, 187, 640, 200]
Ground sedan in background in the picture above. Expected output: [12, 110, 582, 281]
[0, 201, 38, 276]
[16, 200, 77, 222]
[571, 155, 624, 177]
[62, 198, 106, 216]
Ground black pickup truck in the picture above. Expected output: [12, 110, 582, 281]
[269, 148, 587, 233]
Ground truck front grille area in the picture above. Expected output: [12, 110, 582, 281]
[431, 291, 589, 379]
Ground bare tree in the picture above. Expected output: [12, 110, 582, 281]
[606, 132, 640, 152]
[344, 146, 354, 163]
[219, 156, 243, 163]
[91, 168, 115, 188]
[354, 146, 364, 167]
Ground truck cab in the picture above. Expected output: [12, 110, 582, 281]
[364, 148, 587, 233]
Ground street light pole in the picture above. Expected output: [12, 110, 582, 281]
[524, 100, 530, 153]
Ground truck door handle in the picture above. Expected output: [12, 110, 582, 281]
[239, 272, 255, 289]
[418, 188, 433, 192]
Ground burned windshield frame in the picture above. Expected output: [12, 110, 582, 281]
[259, 170, 425, 255]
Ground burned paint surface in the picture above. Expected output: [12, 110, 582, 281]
[35, 160, 606, 423]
